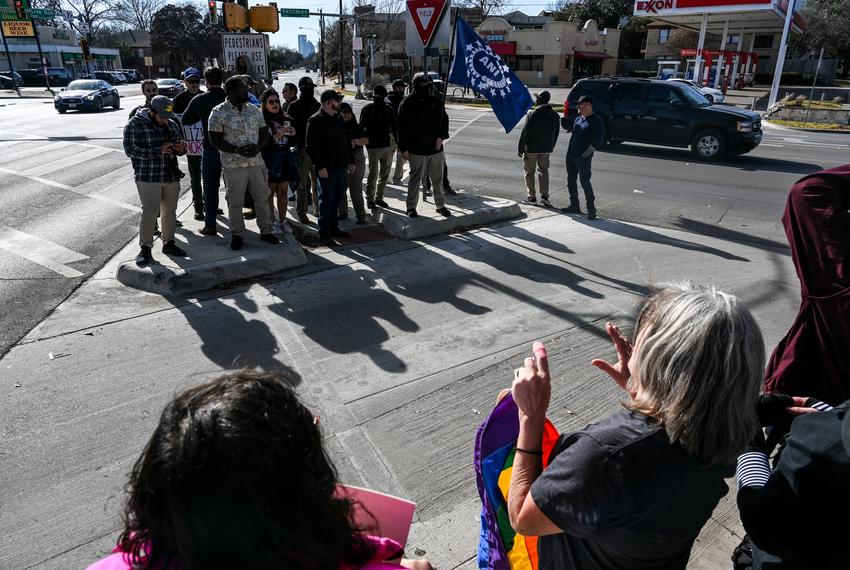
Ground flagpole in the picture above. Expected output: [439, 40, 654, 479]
[443, 10, 457, 105]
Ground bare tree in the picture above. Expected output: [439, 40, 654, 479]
[38, 0, 115, 37]
[112, 0, 166, 30]
[454, 0, 511, 17]
[351, 0, 406, 72]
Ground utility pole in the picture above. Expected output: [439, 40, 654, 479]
[338, 0, 344, 89]
[0, 22, 21, 96]
[30, 16, 52, 93]
[320, 9, 325, 84]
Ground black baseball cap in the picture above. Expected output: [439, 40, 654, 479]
[298, 76, 316, 89]
[577, 95, 594, 104]
[320, 89, 344, 103]
[373, 84, 388, 97]
[392, 79, 407, 89]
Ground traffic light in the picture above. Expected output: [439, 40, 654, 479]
[223, 1, 247, 31]
[80, 38, 91, 62]
[14, 0, 26, 19]
[249, 5, 278, 32]
[208, 0, 218, 24]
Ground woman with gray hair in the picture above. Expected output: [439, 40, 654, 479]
[506, 282, 765, 570]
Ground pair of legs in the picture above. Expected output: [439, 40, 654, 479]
[392, 143, 407, 184]
[296, 148, 319, 221]
[268, 181, 289, 224]
[135, 180, 185, 262]
[187, 154, 203, 218]
[201, 148, 222, 231]
[565, 155, 595, 216]
[407, 152, 448, 215]
[317, 168, 347, 239]
[340, 152, 367, 222]
[366, 146, 393, 205]
[223, 165, 274, 237]
[523, 152, 550, 202]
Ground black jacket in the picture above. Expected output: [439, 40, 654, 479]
[566, 112, 605, 158]
[344, 119, 367, 156]
[172, 89, 201, 115]
[518, 104, 560, 154]
[287, 95, 320, 150]
[359, 98, 397, 149]
[305, 109, 352, 171]
[181, 87, 227, 151]
[387, 91, 404, 115]
[737, 403, 850, 568]
[397, 91, 449, 156]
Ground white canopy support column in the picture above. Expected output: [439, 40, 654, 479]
[730, 26, 744, 88]
[745, 33, 756, 76]
[692, 13, 709, 84]
[768, 0, 797, 107]
[714, 19, 730, 88]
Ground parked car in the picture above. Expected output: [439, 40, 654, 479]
[666, 77, 725, 104]
[562, 77, 762, 161]
[0, 70, 23, 87]
[94, 71, 121, 85]
[271, 71, 279, 80]
[54, 79, 120, 113]
[16, 68, 44, 86]
[117, 69, 141, 82]
[45, 67, 73, 86]
[156, 78, 184, 97]
[112, 71, 128, 84]
[412, 71, 445, 95]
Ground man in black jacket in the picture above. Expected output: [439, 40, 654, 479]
[287, 76, 321, 223]
[172, 67, 205, 220]
[518, 91, 560, 208]
[397, 75, 451, 218]
[181, 66, 227, 235]
[388, 79, 407, 184]
[562, 94, 604, 220]
[360, 84, 396, 210]
[305, 90, 352, 245]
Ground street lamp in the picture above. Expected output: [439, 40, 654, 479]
[299, 23, 325, 84]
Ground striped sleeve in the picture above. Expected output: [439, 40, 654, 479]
[736, 451, 772, 490]
[810, 400, 833, 412]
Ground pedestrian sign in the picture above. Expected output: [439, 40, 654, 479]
[406, 0, 447, 47]
[279, 8, 309, 17]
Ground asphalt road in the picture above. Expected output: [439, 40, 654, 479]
[0, 70, 847, 358]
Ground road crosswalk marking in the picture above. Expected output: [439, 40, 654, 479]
[0, 224, 89, 278]
[22, 147, 113, 177]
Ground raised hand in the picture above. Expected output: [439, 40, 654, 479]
[591, 323, 634, 394]
[512, 342, 551, 423]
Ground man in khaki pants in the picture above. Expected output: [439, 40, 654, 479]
[123, 95, 188, 266]
[517, 91, 560, 208]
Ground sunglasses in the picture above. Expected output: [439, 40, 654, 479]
[267, 99, 280, 105]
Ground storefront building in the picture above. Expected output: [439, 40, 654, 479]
[1, 26, 121, 78]
[477, 13, 620, 87]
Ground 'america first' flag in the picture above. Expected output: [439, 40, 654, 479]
[449, 17, 533, 133]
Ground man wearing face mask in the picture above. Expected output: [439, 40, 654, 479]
[287, 76, 321, 223]
[305, 90, 353, 246]
[232, 55, 267, 97]
[172, 67, 205, 220]
[359, 84, 396, 210]
[123, 96, 188, 266]
[397, 74, 451, 218]
[208, 77, 280, 251]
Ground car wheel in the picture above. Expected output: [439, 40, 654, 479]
[93, 97, 103, 112]
[704, 94, 714, 104]
[57, 106, 66, 114]
[691, 129, 726, 161]
[113, 95, 120, 109]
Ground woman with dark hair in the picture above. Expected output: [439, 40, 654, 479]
[338, 101, 369, 224]
[261, 88, 296, 234]
[86, 371, 433, 570]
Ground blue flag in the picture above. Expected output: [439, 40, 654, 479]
[449, 17, 533, 133]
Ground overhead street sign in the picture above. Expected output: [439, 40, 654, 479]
[279, 8, 309, 17]
[28, 8, 55, 18]
[406, 0, 447, 47]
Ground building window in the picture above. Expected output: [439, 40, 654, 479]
[514, 55, 544, 72]
[753, 34, 774, 49]
[658, 27, 671, 44]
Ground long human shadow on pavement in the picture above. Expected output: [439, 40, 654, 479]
[166, 291, 302, 385]
[671, 216, 789, 254]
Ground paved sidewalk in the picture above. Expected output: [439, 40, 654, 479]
[0, 207, 799, 569]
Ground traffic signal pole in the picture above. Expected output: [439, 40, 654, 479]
[30, 16, 52, 93]
[338, 0, 344, 89]
[0, 22, 21, 96]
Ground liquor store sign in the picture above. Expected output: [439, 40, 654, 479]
[2, 20, 34, 37]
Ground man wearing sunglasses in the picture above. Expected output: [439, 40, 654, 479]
[173, 67, 205, 220]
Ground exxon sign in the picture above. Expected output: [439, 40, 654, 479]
[635, 0, 674, 13]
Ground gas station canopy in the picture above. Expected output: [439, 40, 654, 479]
[633, 0, 804, 34]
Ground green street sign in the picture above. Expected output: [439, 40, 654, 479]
[279, 8, 309, 17]
[0, 6, 21, 20]
[28, 8, 55, 18]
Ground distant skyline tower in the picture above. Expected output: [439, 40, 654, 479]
[305, 40, 316, 57]
[297, 34, 308, 57]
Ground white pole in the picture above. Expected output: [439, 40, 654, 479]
[730, 26, 744, 88]
[768, 0, 796, 107]
[693, 13, 709, 84]
[714, 19, 729, 88]
[746, 33, 756, 77]
[804, 46, 824, 123]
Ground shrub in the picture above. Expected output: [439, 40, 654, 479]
[363, 73, 390, 94]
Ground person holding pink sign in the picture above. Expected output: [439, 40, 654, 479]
[85, 370, 433, 570]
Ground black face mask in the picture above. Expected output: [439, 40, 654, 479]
[414, 83, 428, 95]
[373, 95, 386, 103]
[300, 87, 315, 99]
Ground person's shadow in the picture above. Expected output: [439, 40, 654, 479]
[169, 291, 302, 384]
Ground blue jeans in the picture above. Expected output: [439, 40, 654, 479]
[201, 148, 222, 228]
[317, 168, 346, 237]
[566, 154, 594, 209]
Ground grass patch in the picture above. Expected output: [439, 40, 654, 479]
[769, 119, 850, 130]
[782, 99, 842, 109]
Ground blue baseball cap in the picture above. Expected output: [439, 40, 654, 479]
[182, 67, 201, 80]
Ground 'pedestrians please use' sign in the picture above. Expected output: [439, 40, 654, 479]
[221, 32, 270, 81]
[2, 20, 35, 37]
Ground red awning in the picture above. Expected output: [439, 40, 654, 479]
[574, 50, 612, 59]
[488, 41, 516, 56]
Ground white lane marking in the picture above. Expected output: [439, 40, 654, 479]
[0, 166, 142, 212]
[22, 146, 113, 176]
[1, 130, 125, 153]
[450, 138, 504, 146]
[0, 224, 89, 278]
[445, 112, 488, 145]
[0, 141, 74, 163]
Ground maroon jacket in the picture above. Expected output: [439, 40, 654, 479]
[764, 164, 850, 404]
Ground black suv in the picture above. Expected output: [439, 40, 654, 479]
[563, 77, 762, 160]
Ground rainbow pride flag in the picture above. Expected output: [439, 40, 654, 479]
[474, 393, 560, 570]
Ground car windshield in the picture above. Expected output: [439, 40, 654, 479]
[675, 84, 710, 107]
[156, 79, 178, 85]
[67, 80, 100, 91]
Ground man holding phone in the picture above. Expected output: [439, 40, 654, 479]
[123, 95, 188, 266]
[208, 76, 280, 251]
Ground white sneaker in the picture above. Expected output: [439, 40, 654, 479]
[539, 197, 552, 208]
[521, 196, 537, 205]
